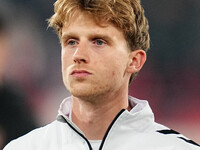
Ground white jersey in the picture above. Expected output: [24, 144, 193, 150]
[4, 96, 200, 150]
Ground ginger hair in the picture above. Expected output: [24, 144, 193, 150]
[48, 0, 150, 84]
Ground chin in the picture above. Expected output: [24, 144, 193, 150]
[67, 83, 92, 96]
[68, 86, 104, 101]
[71, 89, 90, 98]
[65, 80, 113, 100]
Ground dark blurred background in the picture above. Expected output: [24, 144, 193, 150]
[0, 0, 199, 148]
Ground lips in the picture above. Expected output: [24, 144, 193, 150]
[70, 70, 92, 78]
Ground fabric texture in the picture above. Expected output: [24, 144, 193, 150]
[3, 96, 200, 150]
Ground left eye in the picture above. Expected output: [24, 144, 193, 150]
[94, 39, 105, 46]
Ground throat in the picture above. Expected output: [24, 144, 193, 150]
[72, 107, 111, 140]
[72, 104, 128, 140]
[71, 94, 130, 140]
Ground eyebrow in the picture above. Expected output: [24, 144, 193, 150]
[61, 33, 78, 42]
[88, 34, 113, 44]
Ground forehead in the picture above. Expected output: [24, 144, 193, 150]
[61, 10, 124, 38]
[64, 10, 108, 28]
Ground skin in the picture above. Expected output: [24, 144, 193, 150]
[61, 11, 146, 140]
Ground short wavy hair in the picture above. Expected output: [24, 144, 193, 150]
[48, 0, 150, 84]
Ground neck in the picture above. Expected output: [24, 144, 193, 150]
[71, 87, 131, 140]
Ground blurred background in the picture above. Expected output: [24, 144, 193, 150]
[0, 0, 199, 148]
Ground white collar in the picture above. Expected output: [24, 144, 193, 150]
[57, 95, 153, 121]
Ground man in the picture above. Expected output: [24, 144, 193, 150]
[4, 0, 200, 149]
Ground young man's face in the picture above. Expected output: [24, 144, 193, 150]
[61, 11, 133, 100]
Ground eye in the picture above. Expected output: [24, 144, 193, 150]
[68, 39, 77, 46]
[93, 39, 106, 46]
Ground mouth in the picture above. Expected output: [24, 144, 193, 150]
[70, 70, 92, 78]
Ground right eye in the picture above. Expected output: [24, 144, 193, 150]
[67, 39, 77, 46]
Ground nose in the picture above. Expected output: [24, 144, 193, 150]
[73, 43, 89, 64]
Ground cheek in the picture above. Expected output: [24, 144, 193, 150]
[102, 61, 123, 80]
[62, 58, 67, 70]
[112, 71, 116, 76]
[61, 51, 66, 70]
[61, 52, 72, 72]
[110, 56, 127, 74]
[61, 47, 73, 67]
[61, 55, 72, 84]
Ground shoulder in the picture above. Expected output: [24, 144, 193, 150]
[3, 120, 66, 150]
[147, 122, 200, 150]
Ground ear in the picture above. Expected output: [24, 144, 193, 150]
[126, 49, 146, 74]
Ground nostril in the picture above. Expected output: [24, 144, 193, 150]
[80, 59, 86, 62]
[73, 58, 87, 63]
